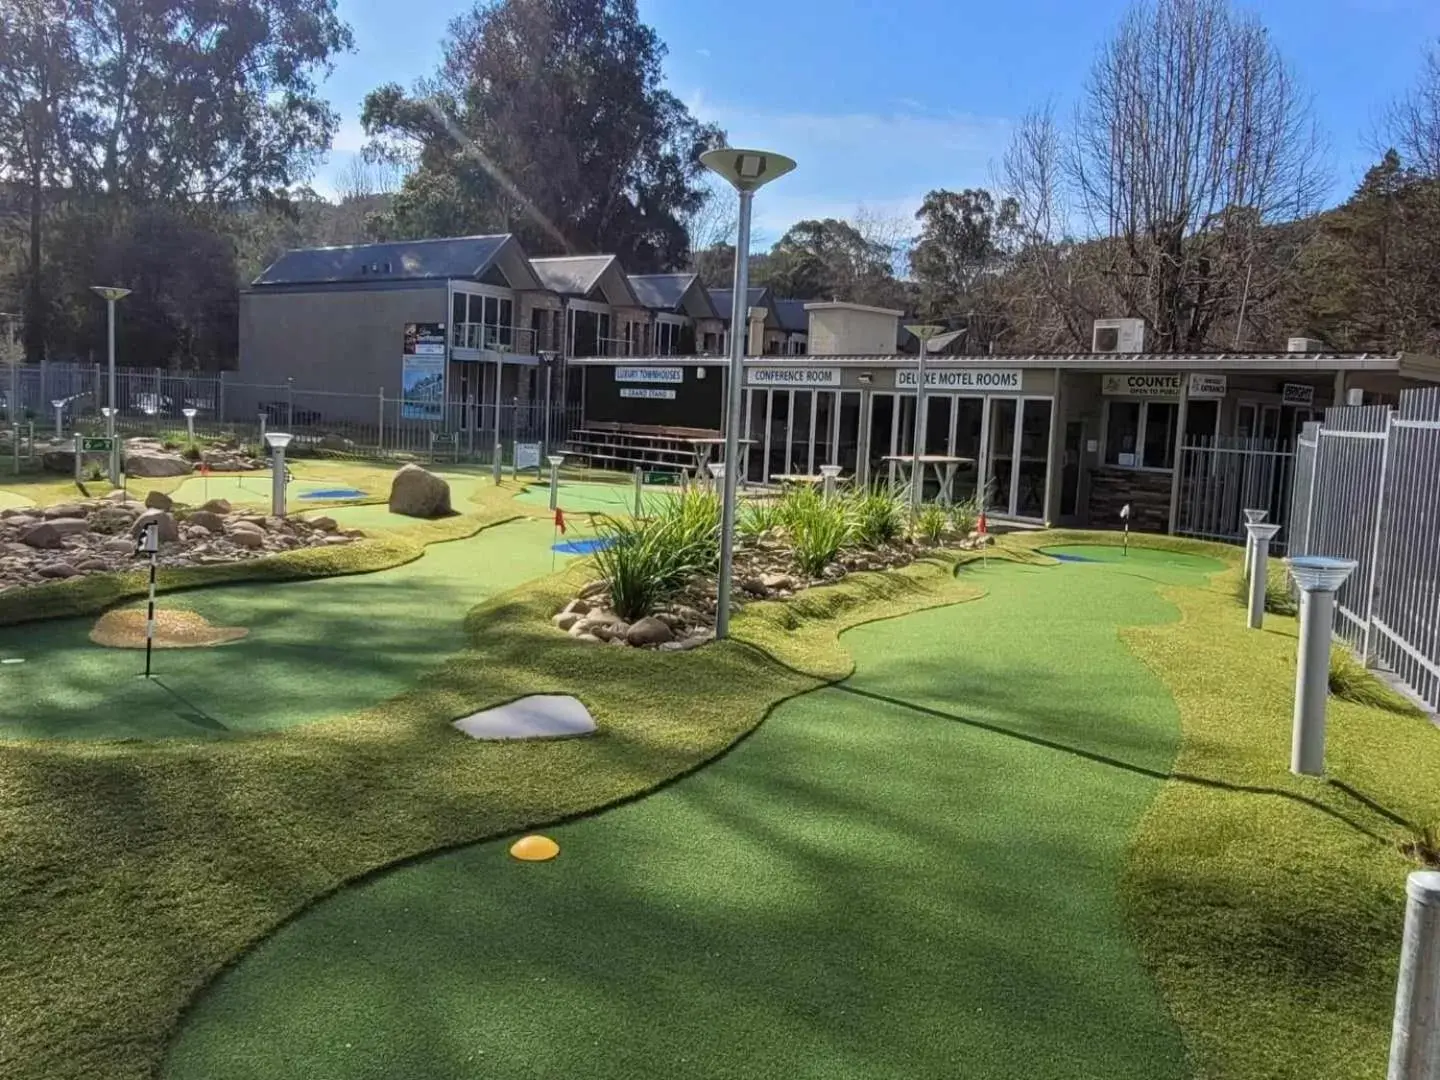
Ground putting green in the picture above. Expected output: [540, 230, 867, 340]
[513, 479, 682, 516]
[0, 517, 572, 740]
[0, 489, 35, 511]
[163, 469, 490, 512]
[164, 546, 1223, 1079]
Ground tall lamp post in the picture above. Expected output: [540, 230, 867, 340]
[91, 286, 131, 487]
[700, 147, 796, 641]
[904, 324, 945, 514]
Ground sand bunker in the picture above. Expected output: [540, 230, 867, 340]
[90, 609, 249, 649]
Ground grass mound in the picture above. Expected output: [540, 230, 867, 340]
[89, 609, 248, 649]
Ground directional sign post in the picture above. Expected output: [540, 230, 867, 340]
[74, 435, 116, 483]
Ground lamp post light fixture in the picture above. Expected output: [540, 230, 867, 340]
[1244, 522, 1283, 629]
[820, 463, 844, 501]
[904, 324, 946, 514]
[1242, 508, 1268, 579]
[257, 410, 267, 442]
[263, 431, 294, 517]
[90, 286, 130, 487]
[547, 453, 565, 511]
[182, 407, 198, 442]
[700, 146, 796, 641]
[1284, 555, 1358, 776]
[51, 399, 66, 439]
[539, 351, 557, 463]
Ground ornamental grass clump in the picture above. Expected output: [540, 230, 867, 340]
[848, 489, 905, 548]
[590, 490, 722, 621]
[788, 495, 853, 578]
[915, 503, 948, 546]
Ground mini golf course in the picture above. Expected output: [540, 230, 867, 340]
[514, 478, 682, 517]
[0, 517, 570, 740]
[0, 489, 34, 511]
[163, 546, 1224, 1080]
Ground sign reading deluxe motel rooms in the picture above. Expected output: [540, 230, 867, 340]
[894, 369, 1022, 391]
[1102, 373, 1227, 398]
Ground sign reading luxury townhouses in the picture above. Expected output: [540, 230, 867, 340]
[615, 366, 684, 384]
[894, 368, 1022, 391]
[746, 366, 842, 387]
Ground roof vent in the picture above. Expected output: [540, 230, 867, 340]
[1092, 318, 1146, 354]
[1288, 337, 1326, 354]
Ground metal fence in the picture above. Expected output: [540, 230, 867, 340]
[1289, 388, 1440, 711]
[1175, 437, 1297, 552]
[2, 362, 580, 465]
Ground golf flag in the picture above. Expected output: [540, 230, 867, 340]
[199, 462, 211, 477]
[977, 512, 988, 536]
[554, 507, 567, 535]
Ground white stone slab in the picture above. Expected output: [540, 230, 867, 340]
[452, 694, 596, 741]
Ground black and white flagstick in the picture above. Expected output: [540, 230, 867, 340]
[137, 521, 160, 678]
[1120, 503, 1132, 557]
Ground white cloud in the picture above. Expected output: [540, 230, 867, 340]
[696, 47, 711, 58]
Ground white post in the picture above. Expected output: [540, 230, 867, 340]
[1243, 508, 1268, 580]
[821, 463, 843, 501]
[547, 454, 564, 511]
[1388, 871, 1440, 1080]
[716, 188, 753, 640]
[52, 400, 64, 439]
[1245, 522, 1283, 629]
[633, 464, 644, 518]
[492, 442, 502, 486]
[1285, 556, 1357, 777]
[106, 296, 118, 487]
[265, 433, 292, 518]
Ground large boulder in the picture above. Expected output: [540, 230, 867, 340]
[21, 519, 90, 549]
[186, 510, 226, 534]
[129, 509, 179, 543]
[627, 616, 676, 647]
[387, 464, 452, 518]
[123, 444, 193, 478]
[144, 490, 173, 511]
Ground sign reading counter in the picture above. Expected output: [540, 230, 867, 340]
[746, 367, 841, 387]
[895, 369, 1022, 391]
[1103, 373, 1183, 397]
[616, 366, 683, 384]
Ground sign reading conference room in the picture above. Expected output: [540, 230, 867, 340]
[746, 367, 842, 388]
[894, 368, 1022, 391]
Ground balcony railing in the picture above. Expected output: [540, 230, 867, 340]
[451, 323, 544, 354]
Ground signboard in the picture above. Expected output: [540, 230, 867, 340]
[402, 322, 447, 421]
[78, 436, 115, 453]
[620, 387, 676, 400]
[894, 369, 1023, 391]
[616, 366, 683, 384]
[1283, 382, 1316, 406]
[1103, 373, 1182, 397]
[1188, 374, 1227, 398]
[515, 442, 542, 470]
[746, 366, 842, 388]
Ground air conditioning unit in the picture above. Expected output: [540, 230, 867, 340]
[1092, 318, 1146, 354]
[1287, 337, 1326, 354]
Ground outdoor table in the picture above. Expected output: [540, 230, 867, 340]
[687, 437, 754, 487]
[882, 455, 976, 506]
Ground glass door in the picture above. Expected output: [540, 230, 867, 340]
[1015, 399, 1052, 519]
[866, 393, 897, 487]
[837, 391, 862, 475]
[745, 389, 766, 483]
[767, 390, 792, 478]
[986, 398, 1018, 513]
[790, 391, 813, 476]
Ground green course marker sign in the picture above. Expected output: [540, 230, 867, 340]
[79, 436, 115, 453]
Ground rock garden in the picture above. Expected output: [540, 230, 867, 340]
[553, 486, 992, 650]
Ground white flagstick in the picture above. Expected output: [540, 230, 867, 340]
[1120, 503, 1131, 557]
[136, 522, 160, 678]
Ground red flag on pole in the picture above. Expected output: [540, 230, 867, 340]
[199, 462, 211, 477]
[977, 512, 988, 536]
[554, 507, 567, 535]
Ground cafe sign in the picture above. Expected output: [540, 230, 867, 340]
[895, 368, 1022, 391]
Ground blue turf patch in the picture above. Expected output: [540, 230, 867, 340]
[1050, 553, 1100, 563]
[553, 537, 613, 555]
[299, 488, 366, 500]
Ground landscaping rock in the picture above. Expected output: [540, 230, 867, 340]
[761, 572, 798, 592]
[123, 443, 193, 478]
[75, 558, 111, 572]
[562, 598, 592, 617]
[186, 510, 225, 534]
[43, 503, 90, 520]
[590, 620, 630, 643]
[387, 464, 451, 518]
[740, 576, 769, 597]
[201, 498, 232, 514]
[129, 509, 179, 543]
[144, 490, 173, 511]
[102, 490, 137, 504]
[578, 580, 608, 600]
[229, 528, 264, 549]
[552, 612, 581, 632]
[103, 538, 135, 554]
[37, 562, 80, 578]
[627, 616, 675, 647]
[309, 515, 338, 532]
[22, 519, 89, 548]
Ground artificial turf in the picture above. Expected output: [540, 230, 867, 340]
[162, 547, 1221, 1080]
[513, 478, 682, 516]
[0, 517, 569, 739]
[0, 488, 34, 510]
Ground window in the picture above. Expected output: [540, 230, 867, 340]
[1185, 400, 1220, 444]
[1105, 400, 1180, 469]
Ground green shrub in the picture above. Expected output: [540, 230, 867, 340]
[84, 462, 104, 482]
[738, 497, 785, 541]
[848, 489, 904, 548]
[1329, 646, 1425, 716]
[788, 496, 852, 577]
[915, 504, 948, 546]
[949, 494, 982, 536]
[591, 493, 721, 621]
[653, 489, 721, 575]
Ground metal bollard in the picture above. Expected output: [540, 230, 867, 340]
[1245, 522, 1282, 629]
[1284, 555, 1358, 776]
[1242, 508, 1268, 579]
[547, 454, 564, 511]
[821, 463, 843, 501]
[492, 443, 502, 486]
[1388, 871, 1440, 1080]
[633, 465, 643, 518]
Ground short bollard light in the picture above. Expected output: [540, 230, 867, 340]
[492, 443, 503, 486]
[633, 465, 645, 518]
[547, 454, 565, 511]
[263, 431, 293, 518]
[257, 411, 267, 441]
[1242, 508, 1268, 579]
[182, 407, 197, 442]
[51, 399, 66, 438]
[1244, 522, 1283, 629]
[821, 463, 844, 500]
[1284, 555, 1358, 777]
[1387, 871, 1440, 1080]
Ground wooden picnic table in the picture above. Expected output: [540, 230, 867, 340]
[882, 454, 977, 506]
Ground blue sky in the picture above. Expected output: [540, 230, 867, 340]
[316, 0, 1440, 242]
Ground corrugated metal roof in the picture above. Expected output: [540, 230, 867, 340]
[628, 273, 696, 311]
[253, 234, 513, 286]
[530, 255, 617, 296]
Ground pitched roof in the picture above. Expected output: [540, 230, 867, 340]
[253, 235, 515, 287]
[628, 273, 696, 310]
[708, 287, 770, 322]
[530, 255, 621, 296]
[772, 299, 809, 334]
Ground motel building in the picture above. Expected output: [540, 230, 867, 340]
[572, 314, 1440, 542]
